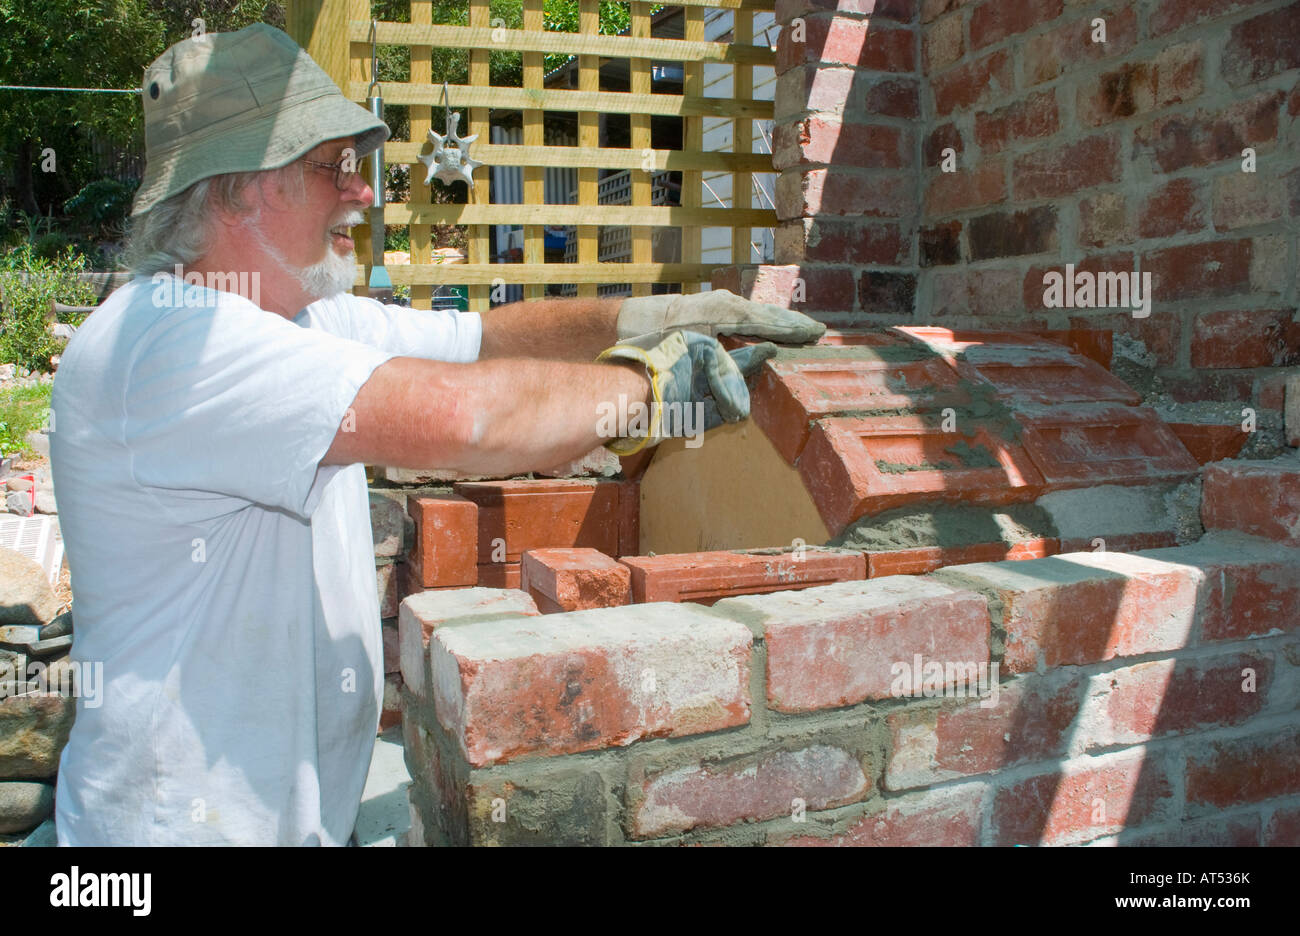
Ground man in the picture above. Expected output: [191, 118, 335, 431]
[49, 23, 823, 846]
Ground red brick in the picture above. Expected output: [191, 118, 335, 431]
[1115, 814, 1261, 847]
[857, 270, 916, 315]
[932, 50, 1013, 116]
[713, 576, 990, 713]
[377, 561, 399, 619]
[1150, 0, 1270, 37]
[967, 205, 1059, 259]
[1023, 252, 1137, 312]
[921, 0, 972, 23]
[923, 160, 1006, 216]
[923, 12, 963, 73]
[630, 745, 870, 838]
[1022, 7, 1138, 86]
[780, 218, 908, 265]
[1201, 459, 1300, 545]
[408, 494, 479, 588]
[380, 672, 402, 731]
[798, 415, 1043, 534]
[1221, 2, 1300, 86]
[616, 478, 639, 557]
[1067, 311, 1179, 368]
[620, 548, 866, 604]
[975, 91, 1059, 154]
[776, 167, 915, 220]
[1142, 239, 1253, 302]
[1187, 726, 1300, 812]
[521, 548, 631, 613]
[1265, 805, 1300, 845]
[931, 268, 1025, 317]
[958, 347, 1140, 405]
[1025, 328, 1113, 369]
[993, 752, 1176, 845]
[712, 263, 858, 315]
[453, 479, 620, 564]
[1078, 192, 1133, 248]
[773, 117, 909, 170]
[940, 552, 1202, 674]
[776, 16, 914, 73]
[887, 671, 1084, 788]
[861, 76, 920, 119]
[1086, 653, 1271, 748]
[1191, 309, 1300, 369]
[1159, 370, 1259, 405]
[867, 537, 1058, 577]
[1135, 91, 1284, 173]
[923, 122, 963, 165]
[1016, 404, 1198, 489]
[430, 603, 752, 766]
[970, 0, 1062, 51]
[1077, 43, 1203, 127]
[1137, 177, 1205, 239]
[1213, 171, 1287, 230]
[1167, 422, 1250, 465]
[1258, 370, 1291, 410]
[776, 783, 984, 846]
[920, 221, 962, 266]
[1013, 134, 1121, 199]
[476, 561, 520, 588]
[778, 0, 915, 21]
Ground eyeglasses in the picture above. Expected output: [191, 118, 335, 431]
[302, 155, 362, 191]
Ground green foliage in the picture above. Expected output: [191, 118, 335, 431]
[0, 381, 52, 457]
[64, 178, 136, 230]
[0, 243, 96, 372]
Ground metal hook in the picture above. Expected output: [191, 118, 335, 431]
[367, 19, 380, 98]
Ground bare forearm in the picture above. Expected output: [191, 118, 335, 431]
[478, 297, 621, 361]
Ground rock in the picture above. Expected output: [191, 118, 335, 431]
[0, 364, 13, 381]
[33, 489, 56, 515]
[5, 492, 32, 516]
[0, 549, 59, 626]
[0, 648, 25, 682]
[0, 781, 55, 834]
[24, 431, 49, 459]
[21, 817, 57, 846]
[0, 693, 75, 779]
[4, 477, 32, 493]
[26, 635, 71, 659]
[0, 625, 41, 646]
[40, 611, 72, 640]
[368, 491, 406, 558]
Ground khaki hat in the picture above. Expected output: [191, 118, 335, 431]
[131, 23, 389, 217]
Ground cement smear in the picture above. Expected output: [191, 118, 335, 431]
[827, 503, 1058, 552]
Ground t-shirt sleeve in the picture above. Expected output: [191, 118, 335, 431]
[123, 295, 397, 520]
[336, 294, 481, 362]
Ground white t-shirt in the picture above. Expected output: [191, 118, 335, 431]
[49, 275, 480, 845]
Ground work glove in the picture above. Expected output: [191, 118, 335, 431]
[615, 289, 826, 344]
[596, 330, 777, 455]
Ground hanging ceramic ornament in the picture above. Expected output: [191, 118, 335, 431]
[419, 81, 482, 188]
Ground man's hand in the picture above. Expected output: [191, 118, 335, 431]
[595, 331, 777, 454]
[615, 289, 826, 344]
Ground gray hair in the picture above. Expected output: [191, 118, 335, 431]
[121, 162, 307, 276]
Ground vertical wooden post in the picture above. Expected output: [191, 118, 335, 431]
[348, 0, 371, 297]
[576, 0, 601, 300]
[410, 1, 433, 311]
[629, 2, 653, 298]
[682, 6, 705, 294]
[284, 0, 349, 88]
[522, 0, 546, 301]
[732, 9, 754, 268]
[467, 0, 492, 313]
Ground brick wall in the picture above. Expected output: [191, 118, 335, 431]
[716, 0, 1300, 411]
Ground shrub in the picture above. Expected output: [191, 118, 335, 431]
[0, 244, 97, 372]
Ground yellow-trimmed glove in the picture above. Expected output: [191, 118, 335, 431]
[615, 288, 826, 344]
[595, 331, 776, 455]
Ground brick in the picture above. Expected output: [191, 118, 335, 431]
[1142, 239, 1253, 302]
[1150, 0, 1270, 37]
[1191, 309, 1300, 369]
[430, 603, 752, 766]
[1033, 477, 1189, 551]
[1137, 177, 1205, 239]
[398, 587, 539, 700]
[1187, 725, 1300, 812]
[1260, 369, 1292, 409]
[1076, 43, 1203, 127]
[1202, 459, 1300, 546]
[923, 12, 963, 72]
[776, 16, 914, 72]
[1066, 311, 1178, 368]
[620, 548, 866, 604]
[1135, 91, 1284, 173]
[923, 122, 963, 165]
[377, 561, 398, 619]
[369, 490, 408, 558]
[778, 0, 916, 21]
[616, 478, 639, 557]
[1288, 373, 1300, 445]
[857, 270, 916, 315]
[712, 263, 858, 314]
[1265, 805, 1300, 845]
[462, 767, 611, 846]
[1095, 814, 1261, 847]
[1022, 252, 1137, 313]
[1213, 171, 1287, 231]
[778, 218, 907, 265]
[861, 76, 920, 119]
[1078, 192, 1133, 248]
[380, 672, 402, 732]
[1159, 370, 1258, 405]
[887, 670, 1084, 788]
[454, 479, 620, 564]
[975, 91, 1059, 154]
[775, 63, 854, 118]
[1167, 422, 1250, 465]
[1083, 652, 1271, 749]
[382, 620, 400, 675]
[957, 346, 1139, 405]
[967, 206, 1058, 260]
[776, 168, 915, 220]
[772, 117, 909, 170]
[476, 561, 520, 588]
[932, 50, 1013, 116]
[993, 752, 1176, 845]
[776, 783, 984, 846]
[799, 415, 1043, 533]
[970, 0, 1062, 51]
[920, 221, 962, 266]
[867, 537, 1058, 577]
[1022, 7, 1138, 86]
[1221, 2, 1300, 86]
[923, 160, 1006, 216]
[937, 552, 1202, 674]
[922, 0, 972, 23]
[521, 548, 631, 613]
[1013, 134, 1121, 199]
[931, 267, 1024, 317]
[714, 577, 990, 713]
[630, 745, 870, 838]
[407, 494, 478, 588]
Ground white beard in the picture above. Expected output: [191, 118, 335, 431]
[243, 209, 358, 305]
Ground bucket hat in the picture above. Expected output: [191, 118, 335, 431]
[131, 23, 389, 216]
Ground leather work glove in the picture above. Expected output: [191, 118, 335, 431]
[596, 331, 777, 455]
[615, 288, 826, 344]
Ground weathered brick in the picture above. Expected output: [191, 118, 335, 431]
[773, 117, 909, 170]
[712, 263, 858, 315]
[630, 745, 870, 838]
[407, 494, 478, 588]
[1213, 170, 1287, 230]
[1186, 725, 1300, 813]
[858, 270, 917, 315]
[1100, 813, 1261, 847]
[920, 221, 963, 266]
[1022, 7, 1138, 86]
[369, 490, 408, 558]
[866, 537, 1058, 577]
[454, 479, 620, 564]
[714, 576, 990, 713]
[1022, 252, 1137, 313]
[1167, 422, 1250, 465]
[1265, 805, 1300, 845]
[993, 751, 1176, 845]
[1142, 239, 1253, 302]
[932, 267, 1024, 316]
[620, 548, 866, 604]
[923, 12, 963, 72]
[887, 670, 1085, 788]
[923, 121, 963, 164]
[776, 16, 914, 73]
[970, 0, 1062, 51]
[1191, 308, 1300, 369]
[1221, 2, 1300, 86]
[1137, 177, 1205, 238]
[430, 603, 752, 765]
[861, 76, 921, 119]
[398, 587, 539, 700]
[778, 0, 915, 21]
[776, 167, 915, 220]
[521, 547, 631, 613]
[975, 91, 1059, 153]
[775, 63, 854, 118]
[936, 552, 1201, 674]
[1149, 0, 1270, 37]
[776, 783, 984, 845]
[1078, 192, 1133, 247]
[1288, 373, 1300, 445]
[1135, 91, 1284, 173]
[1013, 134, 1121, 199]
[921, 0, 972, 24]
[967, 206, 1058, 260]
[923, 160, 1006, 215]
[463, 767, 611, 846]
[1076, 43, 1203, 127]
[616, 478, 638, 557]
[377, 561, 399, 619]
[932, 50, 1013, 116]
[1201, 459, 1300, 546]
[778, 218, 908, 265]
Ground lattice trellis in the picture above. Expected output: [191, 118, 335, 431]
[287, 0, 777, 313]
